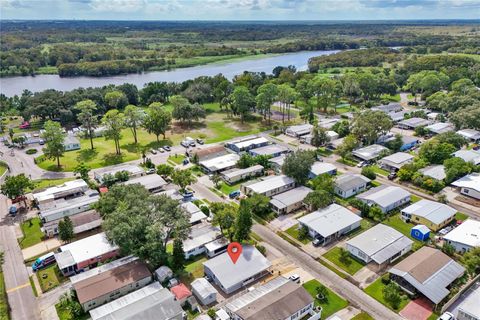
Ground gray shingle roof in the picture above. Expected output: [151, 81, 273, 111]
[335, 174, 371, 191]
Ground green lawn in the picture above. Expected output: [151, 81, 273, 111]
[337, 158, 358, 167]
[351, 312, 375, 320]
[30, 178, 76, 192]
[303, 279, 349, 318]
[181, 256, 207, 285]
[18, 218, 44, 249]
[0, 270, 9, 320]
[168, 154, 186, 165]
[317, 147, 333, 157]
[36, 265, 65, 293]
[364, 277, 410, 311]
[323, 247, 365, 275]
[411, 194, 422, 203]
[317, 258, 348, 279]
[371, 165, 390, 176]
[0, 162, 8, 177]
[29, 276, 38, 297]
[370, 180, 382, 187]
[381, 93, 401, 102]
[383, 214, 422, 245]
[55, 303, 88, 320]
[218, 181, 242, 196]
[455, 212, 468, 221]
[285, 224, 311, 244]
[36, 105, 267, 172]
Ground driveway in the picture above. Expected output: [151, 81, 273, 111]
[269, 214, 298, 231]
[400, 298, 434, 320]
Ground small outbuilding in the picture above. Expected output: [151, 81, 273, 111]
[154, 266, 173, 282]
[191, 278, 218, 306]
[410, 225, 430, 242]
[170, 283, 192, 306]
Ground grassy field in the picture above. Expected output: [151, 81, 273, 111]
[36, 265, 65, 293]
[18, 218, 44, 249]
[303, 279, 349, 318]
[323, 247, 365, 275]
[168, 154, 186, 165]
[0, 268, 8, 320]
[364, 277, 410, 311]
[285, 224, 311, 244]
[36, 104, 267, 172]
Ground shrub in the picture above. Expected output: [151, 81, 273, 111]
[381, 273, 391, 285]
[200, 205, 210, 216]
[361, 166, 377, 180]
[207, 309, 216, 318]
[256, 244, 267, 256]
[298, 225, 310, 240]
[26, 148, 37, 155]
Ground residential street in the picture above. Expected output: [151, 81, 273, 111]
[252, 223, 403, 320]
[0, 195, 40, 320]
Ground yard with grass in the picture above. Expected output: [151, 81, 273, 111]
[285, 224, 311, 244]
[303, 279, 349, 318]
[370, 180, 382, 187]
[0, 161, 8, 177]
[180, 256, 207, 284]
[323, 247, 365, 275]
[411, 194, 422, 203]
[351, 312, 375, 320]
[383, 214, 422, 245]
[35, 104, 268, 172]
[455, 212, 469, 221]
[337, 158, 358, 167]
[18, 218, 44, 249]
[371, 165, 390, 176]
[168, 154, 186, 165]
[364, 277, 410, 311]
[0, 268, 9, 320]
[30, 178, 76, 192]
[36, 264, 65, 293]
[55, 303, 89, 320]
[218, 181, 242, 196]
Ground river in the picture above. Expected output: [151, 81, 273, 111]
[0, 50, 338, 97]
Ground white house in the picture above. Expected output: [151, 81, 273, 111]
[457, 129, 480, 142]
[352, 144, 388, 161]
[346, 224, 413, 265]
[379, 152, 414, 172]
[452, 150, 480, 166]
[183, 223, 227, 259]
[241, 175, 296, 197]
[269, 186, 312, 215]
[425, 122, 455, 135]
[334, 174, 371, 199]
[285, 123, 313, 137]
[420, 165, 446, 181]
[452, 173, 480, 200]
[199, 153, 240, 173]
[33, 179, 89, 207]
[191, 278, 218, 306]
[309, 162, 337, 178]
[93, 164, 145, 184]
[444, 219, 480, 253]
[64, 135, 81, 151]
[123, 174, 167, 193]
[221, 165, 264, 185]
[203, 246, 271, 294]
[298, 204, 362, 246]
[356, 185, 411, 213]
[180, 202, 207, 225]
[397, 117, 432, 130]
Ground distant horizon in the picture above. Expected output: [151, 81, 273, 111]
[2, 18, 480, 22]
[1, 0, 479, 21]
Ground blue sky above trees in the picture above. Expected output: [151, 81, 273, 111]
[1, 0, 479, 20]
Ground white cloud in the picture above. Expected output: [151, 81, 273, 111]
[89, 0, 145, 12]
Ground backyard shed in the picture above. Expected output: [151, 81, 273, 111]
[410, 225, 430, 242]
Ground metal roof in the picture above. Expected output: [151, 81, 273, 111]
[222, 165, 264, 179]
[94, 163, 145, 178]
[425, 122, 455, 134]
[401, 200, 456, 225]
[199, 153, 240, 171]
[389, 247, 465, 304]
[183, 223, 222, 252]
[458, 282, 480, 318]
[191, 278, 218, 299]
[444, 219, 480, 248]
[310, 162, 337, 176]
[203, 246, 271, 291]
[123, 174, 167, 191]
[453, 150, 480, 165]
[352, 144, 388, 161]
[458, 129, 480, 140]
[244, 175, 295, 194]
[398, 117, 432, 128]
[452, 173, 480, 192]
[89, 282, 183, 320]
[420, 165, 446, 180]
[380, 152, 414, 165]
[249, 144, 289, 156]
[269, 186, 312, 209]
[347, 224, 413, 264]
[357, 185, 411, 208]
[335, 174, 371, 191]
[228, 137, 269, 149]
[285, 124, 313, 136]
[39, 190, 100, 221]
[298, 204, 362, 238]
[33, 179, 89, 203]
[180, 201, 207, 224]
[268, 155, 286, 167]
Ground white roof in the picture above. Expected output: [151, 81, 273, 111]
[199, 153, 240, 171]
[57, 232, 118, 267]
[33, 179, 88, 203]
[352, 144, 388, 161]
[380, 152, 414, 165]
[269, 186, 312, 209]
[444, 219, 480, 248]
[249, 144, 289, 156]
[310, 162, 337, 176]
[64, 135, 80, 145]
[180, 202, 207, 224]
[425, 122, 455, 134]
[203, 246, 271, 291]
[229, 137, 269, 149]
[347, 224, 413, 264]
[123, 174, 167, 190]
[285, 124, 313, 135]
[222, 165, 264, 179]
[39, 190, 100, 221]
[458, 282, 480, 318]
[401, 200, 456, 225]
[94, 163, 144, 177]
[357, 185, 411, 208]
[452, 173, 480, 192]
[398, 117, 431, 128]
[269, 155, 286, 167]
[420, 165, 446, 180]
[244, 175, 295, 194]
[453, 150, 480, 165]
[457, 129, 480, 140]
[318, 118, 340, 129]
[183, 223, 222, 252]
[335, 173, 371, 191]
[89, 282, 183, 320]
[298, 204, 362, 238]
[191, 278, 218, 299]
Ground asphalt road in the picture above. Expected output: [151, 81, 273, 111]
[252, 223, 403, 320]
[0, 195, 40, 320]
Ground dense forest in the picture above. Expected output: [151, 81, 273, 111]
[1, 20, 479, 77]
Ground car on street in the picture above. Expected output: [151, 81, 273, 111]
[163, 146, 171, 152]
[151, 149, 157, 154]
[388, 172, 397, 180]
[438, 312, 455, 320]
[196, 138, 204, 145]
[158, 147, 165, 153]
[146, 168, 156, 174]
[229, 190, 241, 199]
[288, 274, 300, 283]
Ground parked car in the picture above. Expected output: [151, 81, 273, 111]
[146, 168, 156, 175]
[19, 121, 30, 129]
[163, 146, 171, 152]
[158, 147, 165, 153]
[229, 190, 241, 199]
[182, 190, 195, 199]
[8, 206, 17, 216]
[32, 252, 56, 272]
[388, 172, 397, 180]
[356, 161, 367, 168]
[196, 138, 204, 145]
[151, 149, 157, 154]
[438, 312, 455, 320]
[181, 137, 195, 148]
[39, 139, 45, 145]
[183, 158, 190, 165]
[312, 238, 322, 247]
[288, 274, 300, 283]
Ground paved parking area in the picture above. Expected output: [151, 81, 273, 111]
[400, 297, 434, 320]
[269, 214, 297, 231]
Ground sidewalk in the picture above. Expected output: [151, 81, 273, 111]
[22, 238, 62, 261]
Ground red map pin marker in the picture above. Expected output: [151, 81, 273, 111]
[227, 242, 242, 264]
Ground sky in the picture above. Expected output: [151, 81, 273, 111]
[1, 0, 479, 20]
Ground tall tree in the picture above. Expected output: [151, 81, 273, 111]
[171, 239, 186, 272]
[171, 95, 206, 127]
[336, 134, 358, 160]
[256, 83, 278, 123]
[304, 190, 332, 211]
[102, 109, 124, 155]
[282, 150, 316, 185]
[171, 169, 196, 193]
[211, 202, 237, 241]
[296, 79, 314, 123]
[351, 110, 393, 144]
[104, 90, 128, 110]
[311, 125, 329, 147]
[58, 217, 74, 243]
[75, 99, 99, 150]
[235, 200, 253, 243]
[143, 102, 172, 141]
[277, 84, 297, 123]
[74, 163, 90, 182]
[124, 104, 144, 144]
[1, 174, 33, 207]
[229, 86, 255, 123]
[42, 120, 65, 168]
